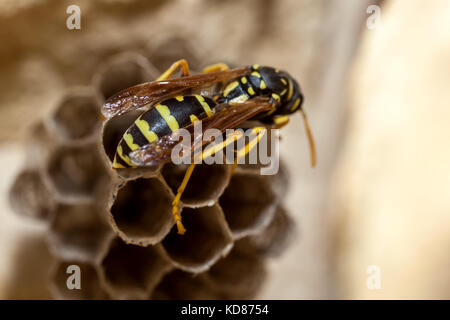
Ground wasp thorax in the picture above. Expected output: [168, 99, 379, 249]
[217, 64, 304, 122]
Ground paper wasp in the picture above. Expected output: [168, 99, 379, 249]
[102, 59, 316, 235]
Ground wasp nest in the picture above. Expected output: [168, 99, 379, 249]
[9, 38, 293, 299]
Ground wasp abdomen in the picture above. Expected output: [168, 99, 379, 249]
[113, 94, 216, 168]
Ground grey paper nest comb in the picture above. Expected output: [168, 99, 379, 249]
[9, 39, 294, 299]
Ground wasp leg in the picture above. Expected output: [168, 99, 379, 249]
[157, 59, 191, 81]
[172, 162, 195, 235]
[231, 126, 267, 175]
[173, 130, 244, 235]
[198, 130, 244, 161]
[273, 115, 290, 129]
[202, 63, 230, 73]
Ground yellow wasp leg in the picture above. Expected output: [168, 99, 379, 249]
[231, 126, 267, 175]
[273, 115, 290, 129]
[202, 62, 230, 73]
[157, 59, 190, 81]
[172, 130, 243, 235]
[172, 163, 195, 235]
[197, 130, 244, 162]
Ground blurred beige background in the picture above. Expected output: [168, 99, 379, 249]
[0, 0, 449, 299]
[332, 0, 450, 299]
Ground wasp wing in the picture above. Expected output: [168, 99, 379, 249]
[102, 66, 250, 120]
[128, 97, 273, 167]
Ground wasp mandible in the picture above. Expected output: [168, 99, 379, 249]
[102, 59, 316, 235]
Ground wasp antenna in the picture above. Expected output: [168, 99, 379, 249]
[300, 109, 317, 168]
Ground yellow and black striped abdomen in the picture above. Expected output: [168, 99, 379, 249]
[113, 94, 216, 168]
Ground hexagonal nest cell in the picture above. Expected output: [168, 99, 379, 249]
[162, 205, 233, 273]
[219, 172, 278, 239]
[205, 241, 267, 299]
[147, 36, 201, 74]
[161, 162, 230, 207]
[93, 52, 158, 102]
[152, 270, 219, 300]
[51, 261, 109, 300]
[48, 203, 113, 263]
[9, 40, 295, 300]
[9, 169, 55, 221]
[48, 89, 102, 142]
[109, 177, 174, 246]
[100, 238, 172, 299]
[239, 205, 295, 258]
[46, 144, 111, 201]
